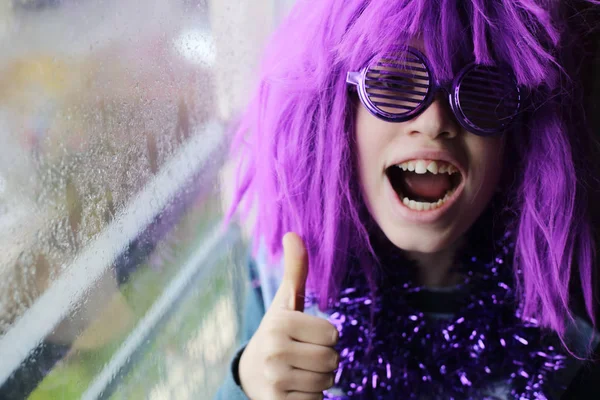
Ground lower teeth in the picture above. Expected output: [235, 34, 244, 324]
[401, 189, 455, 211]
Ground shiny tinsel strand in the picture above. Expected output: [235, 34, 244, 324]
[315, 232, 566, 400]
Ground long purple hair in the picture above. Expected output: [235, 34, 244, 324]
[226, 0, 599, 339]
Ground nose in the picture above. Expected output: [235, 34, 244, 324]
[405, 93, 460, 140]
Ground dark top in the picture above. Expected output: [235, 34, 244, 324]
[215, 258, 600, 400]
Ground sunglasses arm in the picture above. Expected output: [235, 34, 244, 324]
[346, 71, 361, 86]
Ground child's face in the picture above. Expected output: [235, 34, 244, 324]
[354, 93, 505, 254]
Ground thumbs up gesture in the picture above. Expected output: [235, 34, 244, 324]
[238, 233, 340, 400]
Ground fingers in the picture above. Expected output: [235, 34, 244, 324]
[272, 232, 309, 311]
[285, 369, 334, 393]
[286, 341, 340, 373]
[282, 311, 339, 347]
[285, 392, 324, 400]
[242, 232, 340, 400]
[266, 366, 333, 394]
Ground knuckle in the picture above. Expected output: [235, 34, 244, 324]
[266, 336, 287, 359]
[273, 378, 288, 392]
[264, 365, 285, 389]
[264, 351, 284, 369]
[274, 371, 292, 391]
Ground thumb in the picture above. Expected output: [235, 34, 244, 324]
[273, 232, 309, 312]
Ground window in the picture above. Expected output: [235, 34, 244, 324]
[0, 0, 290, 398]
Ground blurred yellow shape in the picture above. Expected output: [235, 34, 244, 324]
[0, 55, 73, 110]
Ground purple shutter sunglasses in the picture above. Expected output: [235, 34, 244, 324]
[346, 47, 523, 136]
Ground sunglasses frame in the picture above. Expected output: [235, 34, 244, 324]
[346, 47, 523, 137]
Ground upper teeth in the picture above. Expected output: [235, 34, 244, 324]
[396, 160, 458, 175]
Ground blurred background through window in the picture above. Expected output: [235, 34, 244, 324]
[0, 0, 294, 398]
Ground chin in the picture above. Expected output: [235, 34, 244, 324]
[381, 225, 461, 255]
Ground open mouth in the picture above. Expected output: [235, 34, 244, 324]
[386, 159, 463, 211]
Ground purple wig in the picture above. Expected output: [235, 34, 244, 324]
[226, 0, 599, 340]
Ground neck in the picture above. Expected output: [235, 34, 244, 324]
[406, 240, 463, 288]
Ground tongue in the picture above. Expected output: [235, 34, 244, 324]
[403, 172, 452, 201]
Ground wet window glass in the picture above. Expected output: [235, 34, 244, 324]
[0, 0, 292, 398]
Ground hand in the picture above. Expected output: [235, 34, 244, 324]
[238, 232, 340, 400]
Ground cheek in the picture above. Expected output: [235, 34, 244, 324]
[353, 108, 393, 217]
[469, 137, 505, 194]
[354, 108, 384, 180]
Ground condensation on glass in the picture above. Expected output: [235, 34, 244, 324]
[0, 0, 281, 398]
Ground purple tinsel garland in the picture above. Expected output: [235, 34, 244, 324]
[312, 231, 567, 400]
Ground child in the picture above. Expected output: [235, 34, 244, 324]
[217, 0, 600, 399]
